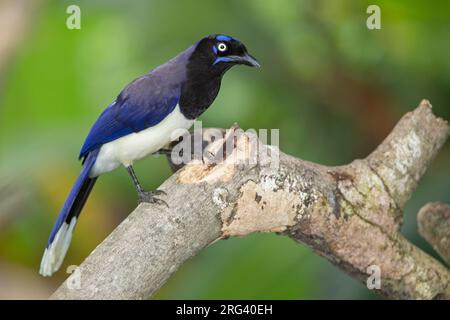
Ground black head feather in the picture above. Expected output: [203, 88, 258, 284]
[179, 34, 259, 119]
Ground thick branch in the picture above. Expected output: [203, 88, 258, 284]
[52, 100, 450, 300]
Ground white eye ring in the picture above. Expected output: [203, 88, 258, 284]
[217, 42, 227, 52]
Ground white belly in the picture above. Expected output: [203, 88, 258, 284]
[90, 105, 194, 177]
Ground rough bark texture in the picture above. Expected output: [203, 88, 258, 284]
[51, 100, 450, 300]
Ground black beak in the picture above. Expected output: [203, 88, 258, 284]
[233, 53, 260, 68]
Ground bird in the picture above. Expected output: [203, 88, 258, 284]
[39, 34, 260, 276]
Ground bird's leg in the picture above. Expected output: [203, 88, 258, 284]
[126, 166, 167, 206]
[152, 148, 172, 156]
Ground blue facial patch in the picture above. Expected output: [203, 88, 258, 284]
[216, 35, 233, 42]
[213, 56, 234, 65]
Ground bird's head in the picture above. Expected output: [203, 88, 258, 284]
[191, 34, 260, 74]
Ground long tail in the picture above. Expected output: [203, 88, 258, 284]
[39, 150, 99, 276]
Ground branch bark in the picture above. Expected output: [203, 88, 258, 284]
[51, 100, 450, 300]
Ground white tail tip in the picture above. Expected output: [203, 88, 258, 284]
[39, 217, 77, 277]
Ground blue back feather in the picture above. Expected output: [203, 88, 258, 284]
[78, 46, 193, 159]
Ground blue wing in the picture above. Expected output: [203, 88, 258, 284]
[79, 75, 181, 159]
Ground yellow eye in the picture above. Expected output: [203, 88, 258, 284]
[217, 42, 227, 52]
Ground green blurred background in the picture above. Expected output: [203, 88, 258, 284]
[0, 0, 449, 299]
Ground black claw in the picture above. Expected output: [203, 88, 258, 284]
[155, 198, 169, 208]
[153, 189, 167, 196]
[138, 190, 168, 207]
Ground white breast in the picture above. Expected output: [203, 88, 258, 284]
[90, 105, 194, 177]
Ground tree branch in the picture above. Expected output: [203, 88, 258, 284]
[51, 100, 450, 300]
